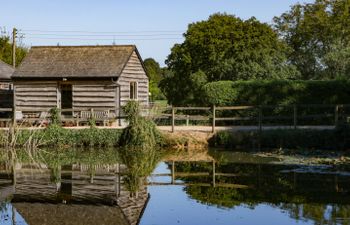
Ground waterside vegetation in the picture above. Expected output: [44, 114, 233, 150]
[209, 124, 350, 151]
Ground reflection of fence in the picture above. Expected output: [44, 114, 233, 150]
[150, 161, 349, 193]
[149, 160, 249, 188]
[1, 104, 350, 131]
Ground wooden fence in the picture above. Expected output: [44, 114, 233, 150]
[0, 104, 349, 132]
[151, 104, 350, 133]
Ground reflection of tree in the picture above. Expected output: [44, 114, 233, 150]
[185, 186, 247, 208]
[175, 161, 350, 224]
[119, 147, 162, 196]
[279, 203, 350, 225]
[49, 164, 61, 191]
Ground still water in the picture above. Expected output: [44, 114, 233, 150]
[0, 149, 349, 225]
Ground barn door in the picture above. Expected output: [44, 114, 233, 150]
[60, 84, 72, 116]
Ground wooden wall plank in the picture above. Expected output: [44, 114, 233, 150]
[118, 51, 149, 106]
[14, 82, 58, 110]
[72, 82, 117, 110]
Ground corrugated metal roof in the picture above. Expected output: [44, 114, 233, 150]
[12, 45, 136, 78]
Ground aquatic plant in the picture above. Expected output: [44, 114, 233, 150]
[119, 101, 163, 149]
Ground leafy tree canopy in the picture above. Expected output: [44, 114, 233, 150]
[161, 13, 299, 105]
[143, 58, 166, 100]
[274, 0, 350, 79]
[0, 35, 27, 67]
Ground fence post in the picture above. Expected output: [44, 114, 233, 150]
[171, 161, 175, 184]
[171, 106, 175, 133]
[186, 115, 189, 126]
[335, 105, 339, 126]
[12, 105, 16, 127]
[212, 105, 216, 133]
[293, 105, 297, 130]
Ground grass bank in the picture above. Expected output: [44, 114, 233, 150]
[209, 125, 350, 151]
[0, 126, 124, 148]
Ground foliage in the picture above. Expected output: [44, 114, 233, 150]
[209, 126, 350, 150]
[0, 35, 27, 66]
[119, 146, 163, 194]
[118, 101, 165, 194]
[144, 58, 166, 100]
[119, 101, 163, 148]
[14, 147, 120, 168]
[202, 81, 238, 106]
[49, 107, 61, 125]
[180, 162, 350, 224]
[0, 127, 122, 148]
[162, 13, 299, 105]
[274, 0, 350, 79]
[203, 80, 350, 106]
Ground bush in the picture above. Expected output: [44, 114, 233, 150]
[203, 80, 350, 106]
[119, 101, 164, 148]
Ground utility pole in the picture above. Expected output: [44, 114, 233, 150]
[12, 28, 17, 68]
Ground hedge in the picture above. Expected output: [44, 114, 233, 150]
[203, 80, 350, 106]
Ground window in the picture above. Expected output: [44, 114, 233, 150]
[130, 82, 138, 100]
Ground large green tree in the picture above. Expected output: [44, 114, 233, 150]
[143, 58, 166, 101]
[274, 0, 350, 79]
[0, 35, 27, 66]
[161, 13, 299, 105]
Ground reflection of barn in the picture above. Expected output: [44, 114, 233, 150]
[0, 163, 149, 225]
[0, 60, 14, 109]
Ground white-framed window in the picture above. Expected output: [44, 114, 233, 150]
[129, 81, 138, 100]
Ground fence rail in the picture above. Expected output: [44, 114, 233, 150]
[160, 104, 350, 133]
[1, 104, 350, 131]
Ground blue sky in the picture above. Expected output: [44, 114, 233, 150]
[1, 0, 313, 66]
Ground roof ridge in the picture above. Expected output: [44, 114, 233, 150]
[31, 45, 136, 48]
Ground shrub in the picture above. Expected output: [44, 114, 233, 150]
[203, 80, 350, 106]
[119, 101, 163, 148]
[49, 107, 61, 125]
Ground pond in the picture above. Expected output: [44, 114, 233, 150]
[0, 148, 349, 225]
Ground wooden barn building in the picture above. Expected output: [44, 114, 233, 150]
[11, 45, 149, 122]
[0, 60, 14, 89]
[0, 60, 14, 109]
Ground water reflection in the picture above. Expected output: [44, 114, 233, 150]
[0, 148, 349, 225]
[0, 148, 152, 225]
[148, 150, 350, 225]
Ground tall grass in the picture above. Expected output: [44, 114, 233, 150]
[119, 101, 164, 149]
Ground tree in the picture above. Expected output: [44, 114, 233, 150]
[0, 35, 27, 66]
[323, 39, 350, 79]
[162, 13, 299, 105]
[274, 0, 350, 79]
[143, 58, 165, 101]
